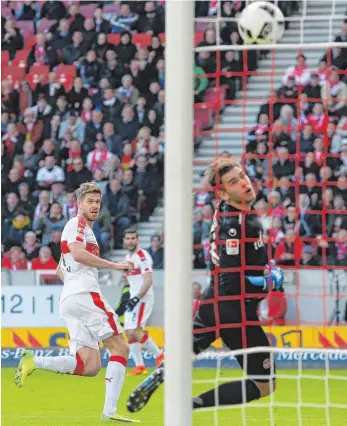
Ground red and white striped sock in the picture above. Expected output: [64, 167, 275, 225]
[103, 355, 127, 417]
[33, 353, 84, 375]
[128, 339, 145, 367]
[141, 334, 162, 358]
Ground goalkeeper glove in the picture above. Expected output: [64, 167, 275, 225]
[126, 296, 140, 311]
[246, 266, 284, 292]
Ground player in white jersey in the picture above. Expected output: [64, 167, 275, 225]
[123, 229, 163, 376]
[14, 182, 139, 424]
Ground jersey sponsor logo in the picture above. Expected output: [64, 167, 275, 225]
[228, 228, 237, 237]
[254, 230, 264, 251]
[226, 239, 239, 255]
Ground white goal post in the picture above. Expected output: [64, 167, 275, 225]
[164, 2, 194, 426]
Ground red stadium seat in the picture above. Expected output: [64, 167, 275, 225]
[55, 65, 76, 91]
[194, 32, 204, 46]
[12, 49, 30, 69]
[27, 72, 46, 89]
[2, 51, 10, 67]
[57, 72, 74, 91]
[25, 34, 37, 50]
[194, 105, 213, 129]
[2, 66, 26, 88]
[56, 65, 77, 78]
[16, 21, 35, 40]
[132, 33, 152, 48]
[107, 34, 121, 45]
[29, 64, 50, 76]
[79, 4, 97, 18]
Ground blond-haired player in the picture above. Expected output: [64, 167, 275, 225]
[123, 229, 164, 375]
[14, 182, 139, 423]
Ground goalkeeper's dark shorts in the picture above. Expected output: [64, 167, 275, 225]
[193, 299, 275, 383]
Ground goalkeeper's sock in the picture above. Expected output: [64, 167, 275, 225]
[33, 354, 84, 375]
[103, 355, 127, 417]
[193, 379, 261, 408]
[140, 334, 162, 358]
[129, 340, 145, 366]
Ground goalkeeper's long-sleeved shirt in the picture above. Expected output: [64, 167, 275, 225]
[206, 201, 269, 299]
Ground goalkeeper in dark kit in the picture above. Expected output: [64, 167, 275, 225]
[127, 157, 284, 412]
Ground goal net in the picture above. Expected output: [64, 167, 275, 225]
[186, 1, 347, 425]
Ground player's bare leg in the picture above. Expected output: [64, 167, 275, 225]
[101, 333, 139, 423]
[126, 327, 163, 375]
[13, 347, 99, 388]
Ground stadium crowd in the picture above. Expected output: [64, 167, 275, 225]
[1, 1, 346, 274]
[1, 0, 169, 270]
[192, 8, 347, 269]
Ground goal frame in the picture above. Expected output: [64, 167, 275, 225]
[164, 2, 194, 426]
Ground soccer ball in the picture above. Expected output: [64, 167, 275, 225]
[238, 1, 285, 45]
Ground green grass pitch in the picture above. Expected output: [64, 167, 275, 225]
[2, 368, 347, 426]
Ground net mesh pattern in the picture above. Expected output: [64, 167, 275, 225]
[191, 2, 347, 424]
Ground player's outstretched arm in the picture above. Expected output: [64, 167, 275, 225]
[69, 243, 133, 271]
[126, 272, 152, 311]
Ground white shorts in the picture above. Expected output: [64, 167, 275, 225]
[59, 292, 122, 355]
[124, 295, 154, 330]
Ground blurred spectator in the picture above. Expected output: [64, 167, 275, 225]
[283, 54, 311, 87]
[59, 111, 86, 142]
[192, 281, 202, 318]
[147, 234, 164, 269]
[47, 230, 62, 263]
[36, 156, 65, 189]
[97, 202, 111, 254]
[40, 1, 66, 20]
[33, 202, 67, 245]
[94, 32, 114, 61]
[17, 108, 43, 146]
[62, 190, 78, 220]
[121, 169, 138, 210]
[117, 105, 139, 142]
[194, 63, 209, 103]
[116, 75, 139, 107]
[31, 246, 57, 270]
[273, 147, 295, 179]
[94, 8, 111, 34]
[80, 50, 102, 88]
[1, 246, 28, 270]
[87, 140, 114, 172]
[106, 4, 138, 34]
[103, 178, 135, 248]
[18, 183, 36, 217]
[22, 231, 40, 261]
[321, 70, 347, 117]
[66, 158, 93, 190]
[115, 31, 137, 66]
[136, 1, 164, 34]
[84, 109, 104, 151]
[3, 210, 32, 250]
[83, 18, 97, 50]
[1, 19, 23, 60]
[62, 31, 88, 66]
[27, 32, 58, 70]
[48, 18, 72, 50]
[334, 22, 347, 59]
[300, 245, 321, 266]
[274, 228, 305, 266]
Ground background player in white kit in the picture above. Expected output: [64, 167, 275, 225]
[123, 229, 164, 376]
[14, 182, 139, 424]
